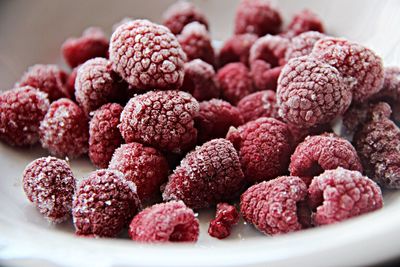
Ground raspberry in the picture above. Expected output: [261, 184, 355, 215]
[181, 59, 220, 101]
[39, 98, 89, 158]
[177, 22, 215, 67]
[236, 90, 278, 123]
[17, 64, 68, 101]
[162, 1, 209, 35]
[65, 67, 78, 100]
[342, 103, 369, 136]
[217, 63, 254, 105]
[249, 35, 289, 67]
[72, 169, 140, 237]
[163, 138, 245, 209]
[109, 20, 186, 91]
[195, 99, 244, 144]
[289, 133, 363, 185]
[109, 142, 169, 201]
[119, 90, 199, 154]
[240, 176, 308, 235]
[308, 167, 383, 226]
[61, 27, 109, 68]
[250, 61, 283, 91]
[277, 56, 352, 128]
[23, 156, 75, 223]
[286, 9, 324, 37]
[234, 0, 282, 36]
[218, 34, 258, 67]
[226, 117, 292, 183]
[129, 201, 199, 242]
[312, 37, 384, 103]
[208, 203, 239, 239]
[0, 86, 49, 146]
[89, 103, 123, 168]
[284, 31, 326, 61]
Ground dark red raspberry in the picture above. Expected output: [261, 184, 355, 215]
[289, 133, 363, 185]
[39, 98, 89, 158]
[61, 27, 109, 68]
[250, 61, 282, 91]
[342, 103, 369, 137]
[119, 90, 199, 154]
[237, 90, 278, 123]
[89, 103, 123, 168]
[217, 62, 254, 105]
[182, 59, 220, 101]
[109, 142, 170, 201]
[234, 0, 282, 36]
[65, 67, 78, 100]
[277, 56, 352, 128]
[218, 34, 258, 67]
[249, 34, 290, 67]
[129, 201, 199, 242]
[312, 37, 384, 103]
[162, 1, 209, 35]
[286, 9, 324, 37]
[163, 138, 245, 209]
[110, 20, 186, 91]
[284, 31, 326, 61]
[240, 176, 308, 235]
[208, 203, 239, 239]
[0, 86, 49, 146]
[72, 169, 140, 237]
[17, 64, 68, 101]
[308, 167, 383, 226]
[23, 156, 76, 223]
[226, 117, 292, 183]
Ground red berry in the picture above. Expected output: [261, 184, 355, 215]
[286, 9, 324, 37]
[249, 34, 289, 67]
[236, 90, 278, 123]
[208, 203, 239, 239]
[65, 67, 78, 100]
[250, 61, 282, 91]
[218, 34, 258, 67]
[284, 31, 326, 61]
[342, 103, 369, 137]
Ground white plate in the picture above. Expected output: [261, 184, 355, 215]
[1, 0, 400, 266]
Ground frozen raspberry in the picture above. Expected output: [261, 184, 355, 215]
[178, 22, 215, 67]
[72, 169, 140, 237]
[342, 103, 369, 137]
[65, 67, 78, 100]
[61, 27, 109, 68]
[240, 176, 308, 235]
[284, 31, 326, 61]
[237, 90, 278, 123]
[286, 9, 324, 37]
[119, 90, 199, 154]
[289, 133, 363, 185]
[217, 63, 254, 105]
[195, 99, 244, 144]
[129, 201, 199, 242]
[277, 56, 352, 128]
[234, 0, 282, 36]
[23, 156, 76, 223]
[251, 61, 283, 91]
[182, 59, 220, 101]
[163, 138, 245, 209]
[226, 117, 292, 183]
[17, 64, 68, 101]
[208, 203, 239, 239]
[89, 103, 123, 168]
[218, 34, 258, 67]
[109, 142, 170, 201]
[0, 86, 49, 146]
[162, 1, 209, 35]
[39, 98, 89, 158]
[308, 167, 383, 226]
[249, 34, 290, 67]
[312, 37, 384, 103]
[110, 19, 186, 91]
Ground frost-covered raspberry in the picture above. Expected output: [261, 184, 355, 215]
[284, 31, 326, 61]
[218, 34, 258, 67]
[234, 0, 282, 36]
[89, 103, 123, 168]
[182, 59, 220, 101]
[119, 90, 199, 154]
[162, 1, 209, 35]
[312, 37, 384, 103]
[163, 138, 245, 209]
[72, 169, 141, 237]
[217, 63, 253, 105]
[249, 34, 290, 67]
[240, 176, 308, 235]
[195, 99, 244, 144]
[289, 133, 363, 185]
[109, 142, 170, 201]
[308, 167, 383, 226]
[226, 117, 292, 183]
[61, 27, 109, 68]
[286, 9, 324, 37]
[39, 98, 89, 158]
[17, 64, 68, 101]
[208, 203, 239, 239]
[342, 103, 369, 137]
[251, 62, 283, 91]
[65, 67, 78, 100]
[277, 56, 352, 128]
[237, 90, 278, 122]
[129, 201, 199, 242]
[23, 156, 75, 223]
[110, 19, 186, 91]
